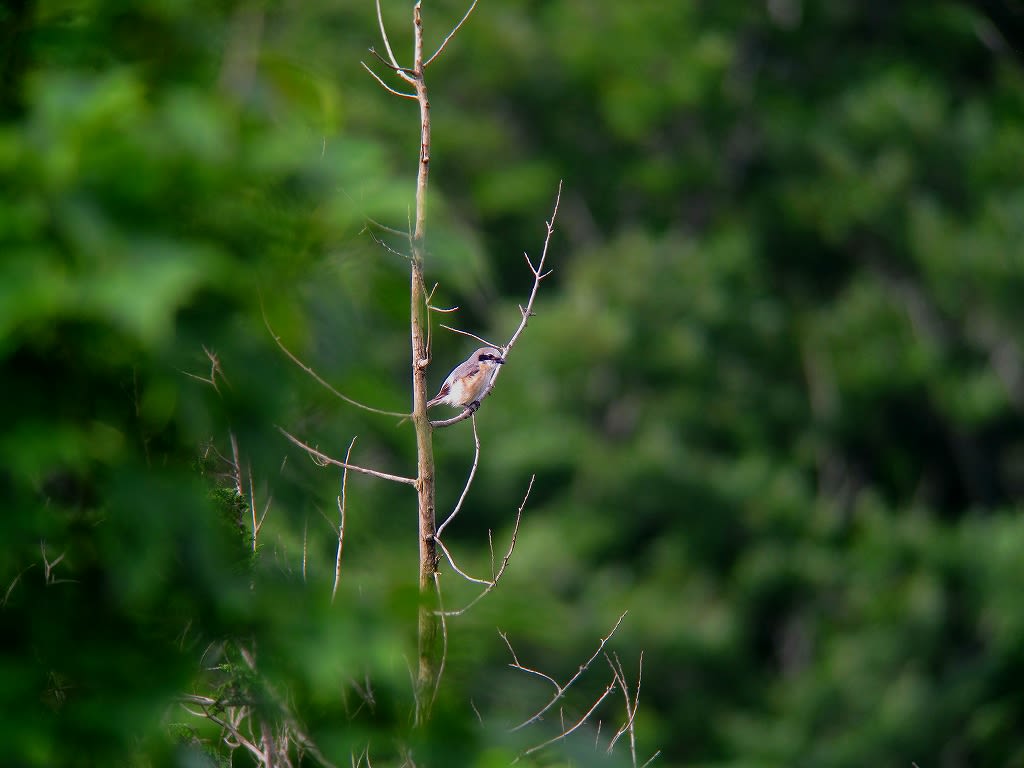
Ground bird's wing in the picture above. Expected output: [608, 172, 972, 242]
[428, 381, 451, 404]
[446, 359, 480, 387]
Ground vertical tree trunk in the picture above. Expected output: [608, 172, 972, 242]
[408, 1, 439, 727]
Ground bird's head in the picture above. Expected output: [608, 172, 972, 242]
[473, 347, 505, 367]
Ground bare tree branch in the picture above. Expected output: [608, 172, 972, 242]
[424, 0, 480, 67]
[229, 430, 244, 496]
[437, 475, 531, 616]
[40, 541, 67, 585]
[431, 182, 562, 429]
[606, 651, 643, 766]
[374, 0, 412, 81]
[436, 415, 481, 537]
[437, 323, 501, 349]
[2, 565, 33, 606]
[520, 679, 618, 758]
[429, 571, 449, 711]
[428, 404, 477, 429]
[509, 610, 628, 732]
[361, 61, 417, 99]
[432, 536, 492, 586]
[262, 307, 407, 418]
[503, 181, 561, 354]
[279, 428, 416, 486]
[332, 437, 357, 603]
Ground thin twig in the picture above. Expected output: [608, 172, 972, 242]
[429, 405, 476, 429]
[2, 565, 33, 607]
[40, 542, 66, 584]
[521, 679, 618, 757]
[248, 463, 260, 552]
[438, 475, 531, 616]
[369, 46, 416, 75]
[262, 307, 406, 418]
[510, 610, 628, 732]
[504, 181, 561, 353]
[606, 651, 643, 766]
[424, 0, 480, 67]
[375, 0, 414, 83]
[332, 437, 357, 603]
[429, 571, 448, 710]
[437, 324, 501, 349]
[436, 415, 480, 537]
[229, 431, 244, 496]
[432, 537, 491, 586]
[361, 61, 417, 99]
[279, 428, 416, 486]
[499, 630, 558, 690]
[432, 182, 562, 430]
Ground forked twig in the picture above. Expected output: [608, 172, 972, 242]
[507, 610, 628, 732]
[374, 0, 410, 80]
[606, 651, 643, 765]
[431, 182, 561, 429]
[436, 475, 531, 616]
[520, 679, 618, 758]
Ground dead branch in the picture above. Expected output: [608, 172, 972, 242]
[40, 541, 66, 585]
[424, 0, 480, 67]
[361, 61, 417, 99]
[432, 537, 491, 586]
[437, 324, 501, 349]
[507, 610, 628, 732]
[332, 437, 357, 603]
[435, 415, 481, 538]
[431, 182, 561, 429]
[279, 428, 416, 486]
[262, 308, 406, 418]
[436, 475, 531, 615]
[374, 0, 413, 83]
[230, 431, 244, 495]
[520, 678, 618, 758]
[2, 565, 33, 607]
[606, 651, 643, 766]
[504, 181, 561, 353]
[429, 571, 449, 711]
[428, 404, 477, 429]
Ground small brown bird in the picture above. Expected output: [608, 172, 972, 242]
[427, 347, 505, 410]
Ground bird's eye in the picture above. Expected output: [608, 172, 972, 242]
[479, 354, 491, 361]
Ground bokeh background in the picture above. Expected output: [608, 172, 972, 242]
[4, 0, 1024, 765]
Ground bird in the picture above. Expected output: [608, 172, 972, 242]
[427, 347, 505, 411]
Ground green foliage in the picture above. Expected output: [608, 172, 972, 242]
[5, 0, 1024, 766]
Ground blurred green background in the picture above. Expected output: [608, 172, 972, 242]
[4, 0, 1024, 765]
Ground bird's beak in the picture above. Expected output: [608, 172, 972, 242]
[496, 357, 505, 364]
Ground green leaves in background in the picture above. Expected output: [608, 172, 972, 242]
[4, 0, 1024, 766]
